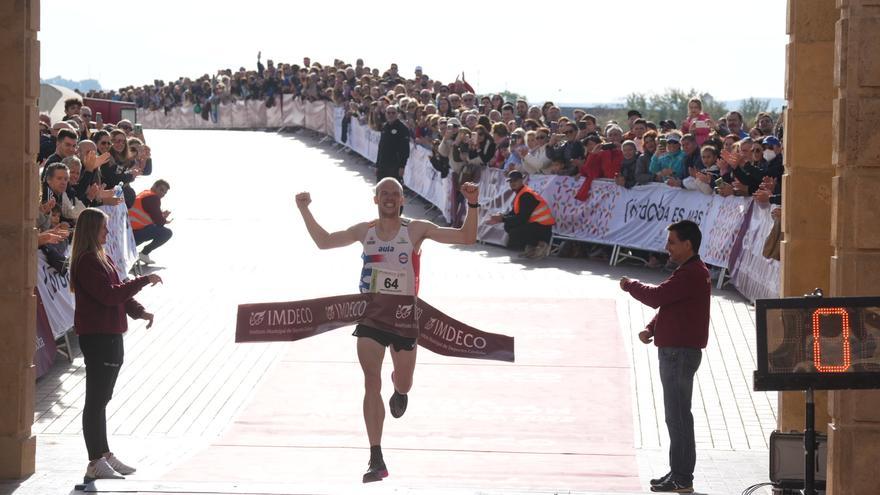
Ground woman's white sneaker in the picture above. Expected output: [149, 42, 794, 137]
[85, 457, 124, 480]
[105, 453, 136, 475]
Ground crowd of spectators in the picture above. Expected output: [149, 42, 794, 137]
[36, 97, 171, 274]
[80, 55, 784, 262]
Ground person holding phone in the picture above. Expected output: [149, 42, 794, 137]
[70, 208, 162, 481]
[574, 126, 624, 201]
[680, 97, 713, 146]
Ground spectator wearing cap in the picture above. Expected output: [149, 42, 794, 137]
[659, 119, 677, 133]
[521, 128, 553, 175]
[650, 132, 686, 184]
[375, 104, 411, 181]
[733, 135, 783, 196]
[680, 97, 713, 146]
[486, 170, 555, 260]
[574, 126, 624, 201]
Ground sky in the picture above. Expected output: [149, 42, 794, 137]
[40, 0, 787, 105]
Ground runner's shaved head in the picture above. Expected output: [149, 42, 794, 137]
[374, 177, 403, 196]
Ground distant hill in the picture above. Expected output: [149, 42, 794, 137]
[41, 76, 101, 93]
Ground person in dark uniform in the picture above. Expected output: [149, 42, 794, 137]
[375, 105, 410, 181]
[487, 170, 555, 259]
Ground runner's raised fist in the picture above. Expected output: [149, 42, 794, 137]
[295, 192, 312, 209]
[460, 182, 479, 203]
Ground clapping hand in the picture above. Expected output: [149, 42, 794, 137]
[86, 183, 100, 201]
[39, 196, 56, 215]
[753, 188, 771, 204]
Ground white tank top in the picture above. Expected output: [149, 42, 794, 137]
[359, 220, 420, 296]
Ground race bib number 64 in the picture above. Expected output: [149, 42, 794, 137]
[370, 268, 407, 295]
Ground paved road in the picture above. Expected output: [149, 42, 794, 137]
[6, 129, 778, 495]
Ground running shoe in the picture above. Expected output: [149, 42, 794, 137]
[84, 457, 124, 482]
[105, 453, 136, 475]
[389, 390, 408, 418]
[362, 459, 388, 483]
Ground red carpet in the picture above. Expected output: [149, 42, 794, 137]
[164, 298, 640, 492]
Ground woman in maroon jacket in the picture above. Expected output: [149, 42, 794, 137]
[69, 208, 162, 481]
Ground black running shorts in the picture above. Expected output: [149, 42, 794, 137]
[353, 324, 416, 352]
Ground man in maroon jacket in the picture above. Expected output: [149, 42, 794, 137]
[620, 220, 711, 494]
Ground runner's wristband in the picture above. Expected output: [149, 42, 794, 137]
[468, 202, 480, 208]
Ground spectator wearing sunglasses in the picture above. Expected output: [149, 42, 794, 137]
[520, 128, 552, 175]
[546, 122, 585, 176]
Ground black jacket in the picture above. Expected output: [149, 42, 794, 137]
[376, 119, 411, 169]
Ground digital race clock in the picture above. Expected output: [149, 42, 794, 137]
[754, 296, 880, 391]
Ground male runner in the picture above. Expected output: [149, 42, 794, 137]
[295, 177, 480, 483]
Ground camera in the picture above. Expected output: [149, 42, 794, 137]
[601, 142, 616, 150]
[577, 121, 587, 130]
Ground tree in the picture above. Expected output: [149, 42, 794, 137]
[737, 97, 780, 127]
[625, 88, 728, 124]
[489, 90, 528, 104]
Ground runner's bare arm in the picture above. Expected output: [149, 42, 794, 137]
[413, 182, 479, 245]
[295, 192, 367, 249]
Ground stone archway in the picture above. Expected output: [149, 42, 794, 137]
[783, 1, 880, 493]
[0, 0, 39, 479]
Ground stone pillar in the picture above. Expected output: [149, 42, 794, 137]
[827, 1, 880, 493]
[779, 0, 837, 434]
[0, 0, 39, 479]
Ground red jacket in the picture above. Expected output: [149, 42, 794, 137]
[622, 255, 711, 348]
[72, 251, 149, 335]
[575, 148, 622, 201]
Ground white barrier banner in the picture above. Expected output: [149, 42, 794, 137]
[700, 195, 751, 269]
[304, 101, 327, 134]
[732, 203, 781, 302]
[403, 145, 454, 222]
[35, 250, 75, 339]
[101, 202, 138, 281]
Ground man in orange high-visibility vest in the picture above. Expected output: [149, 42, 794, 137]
[487, 170, 555, 259]
[129, 179, 172, 265]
